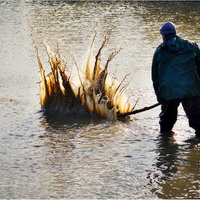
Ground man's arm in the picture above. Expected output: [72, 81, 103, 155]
[194, 43, 200, 77]
[151, 51, 160, 103]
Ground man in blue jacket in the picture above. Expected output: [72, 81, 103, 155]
[151, 22, 200, 137]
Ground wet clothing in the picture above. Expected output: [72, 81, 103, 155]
[152, 34, 200, 134]
[159, 97, 200, 134]
[152, 34, 200, 103]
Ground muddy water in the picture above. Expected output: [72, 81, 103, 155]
[0, 1, 200, 199]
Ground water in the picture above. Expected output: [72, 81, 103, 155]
[0, 0, 200, 199]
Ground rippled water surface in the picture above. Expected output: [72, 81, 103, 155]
[0, 0, 200, 199]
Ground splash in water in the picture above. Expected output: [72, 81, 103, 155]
[35, 31, 136, 120]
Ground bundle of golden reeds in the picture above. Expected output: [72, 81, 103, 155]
[35, 31, 135, 120]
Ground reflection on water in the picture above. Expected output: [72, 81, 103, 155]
[0, 0, 200, 199]
[151, 137, 200, 199]
[38, 116, 157, 199]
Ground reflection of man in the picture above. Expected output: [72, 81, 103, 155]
[151, 137, 200, 199]
[151, 21, 200, 137]
[155, 137, 179, 178]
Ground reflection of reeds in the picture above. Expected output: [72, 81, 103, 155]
[36, 31, 135, 120]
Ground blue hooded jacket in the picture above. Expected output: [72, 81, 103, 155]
[152, 34, 200, 103]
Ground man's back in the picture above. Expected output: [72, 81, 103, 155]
[152, 34, 200, 103]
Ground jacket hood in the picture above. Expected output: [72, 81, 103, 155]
[161, 35, 185, 52]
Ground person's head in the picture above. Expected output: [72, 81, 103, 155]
[160, 21, 176, 39]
